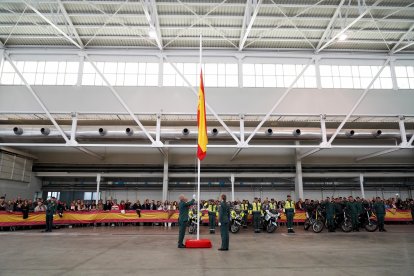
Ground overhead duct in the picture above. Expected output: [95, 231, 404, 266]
[211, 128, 219, 136]
[265, 128, 273, 136]
[372, 130, 382, 137]
[293, 129, 301, 136]
[345, 130, 355, 137]
[98, 128, 107, 136]
[125, 128, 134, 136]
[13, 127, 23, 135]
[182, 128, 190, 136]
[40, 127, 50, 136]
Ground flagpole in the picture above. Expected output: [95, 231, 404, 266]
[197, 35, 202, 241]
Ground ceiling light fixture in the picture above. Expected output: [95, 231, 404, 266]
[338, 33, 348, 41]
[148, 27, 157, 39]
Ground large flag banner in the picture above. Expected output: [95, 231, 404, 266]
[197, 70, 208, 160]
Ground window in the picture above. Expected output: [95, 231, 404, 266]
[320, 65, 392, 89]
[242, 63, 316, 88]
[84, 192, 100, 201]
[82, 62, 159, 86]
[47, 192, 60, 200]
[395, 66, 414, 89]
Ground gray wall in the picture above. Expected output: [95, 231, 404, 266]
[0, 172, 42, 200]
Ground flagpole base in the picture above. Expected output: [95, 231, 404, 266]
[185, 239, 212, 248]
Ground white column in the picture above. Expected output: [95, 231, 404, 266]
[162, 142, 169, 201]
[359, 173, 365, 199]
[295, 143, 304, 200]
[96, 173, 101, 204]
[231, 174, 235, 202]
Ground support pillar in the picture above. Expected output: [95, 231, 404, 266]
[162, 142, 169, 201]
[231, 174, 235, 202]
[295, 143, 304, 200]
[96, 173, 101, 204]
[359, 173, 365, 199]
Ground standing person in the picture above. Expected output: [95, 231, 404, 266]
[44, 197, 57, 232]
[218, 194, 230, 251]
[251, 197, 262, 233]
[373, 197, 387, 232]
[284, 195, 295, 233]
[21, 200, 30, 219]
[206, 199, 217, 234]
[410, 199, 414, 224]
[241, 200, 249, 228]
[177, 194, 195, 248]
[323, 197, 335, 232]
[346, 196, 359, 232]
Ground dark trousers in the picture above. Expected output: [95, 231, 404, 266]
[253, 212, 261, 231]
[178, 221, 187, 245]
[220, 222, 229, 249]
[46, 214, 53, 232]
[208, 212, 216, 230]
[326, 216, 334, 230]
[377, 214, 385, 230]
[286, 211, 294, 229]
[411, 211, 414, 223]
[351, 213, 358, 230]
[242, 211, 248, 226]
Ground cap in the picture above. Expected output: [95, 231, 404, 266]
[287, 195, 291, 198]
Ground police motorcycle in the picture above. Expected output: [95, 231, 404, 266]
[358, 206, 378, 232]
[304, 206, 325, 233]
[188, 208, 202, 234]
[261, 209, 280, 233]
[230, 207, 246, 234]
[339, 210, 353, 232]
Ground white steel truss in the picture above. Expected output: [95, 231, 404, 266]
[239, 0, 262, 51]
[140, 0, 163, 50]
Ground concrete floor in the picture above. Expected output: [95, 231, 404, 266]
[0, 225, 413, 276]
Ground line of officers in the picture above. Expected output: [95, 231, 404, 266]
[200, 195, 388, 233]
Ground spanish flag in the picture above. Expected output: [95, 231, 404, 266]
[197, 70, 208, 160]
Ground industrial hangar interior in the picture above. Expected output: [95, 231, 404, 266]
[0, 0, 413, 275]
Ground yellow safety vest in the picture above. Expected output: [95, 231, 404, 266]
[252, 202, 261, 212]
[208, 204, 217, 212]
[284, 201, 295, 210]
[241, 203, 248, 211]
[269, 203, 275, 210]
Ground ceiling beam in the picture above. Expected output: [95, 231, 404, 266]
[23, 1, 82, 49]
[140, 0, 162, 50]
[316, 0, 383, 53]
[57, 0, 84, 48]
[316, 0, 346, 51]
[391, 23, 414, 54]
[239, 0, 262, 51]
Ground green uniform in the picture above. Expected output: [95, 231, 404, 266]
[346, 201, 359, 231]
[251, 202, 262, 232]
[356, 201, 363, 227]
[323, 201, 336, 231]
[219, 200, 230, 250]
[284, 200, 295, 231]
[178, 199, 195, 247]
[45, 201, 57, 232]
[373, 201, 386, 231]
[410, 202, 414, 224]
[207, 203, 217, 233]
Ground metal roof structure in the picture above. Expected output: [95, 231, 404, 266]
[0, 0, 413, 53]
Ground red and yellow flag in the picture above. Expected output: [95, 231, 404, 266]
[197, 70, 208, 160]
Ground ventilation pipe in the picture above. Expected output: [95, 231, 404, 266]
[293, 129, 301, 136]
[182, 128, 190, 136]
[372, 130, 382, 137]
[98, 128, 107, 136]
[13, 127, 23, 135]
[345, 130, 355, 137]
[265, 128, 273, 136]
[40, 127, 50, 136]
[211, 128, 219, 136]
[125, 128, 134, 136]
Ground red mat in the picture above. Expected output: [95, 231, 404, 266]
[185, 239, 212, 248]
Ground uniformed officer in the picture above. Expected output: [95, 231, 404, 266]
[410, 199, 414, 224]
[218, 194, 230, 251]
[45, 197, 57, 232]
[240, 200, 249, 228]
[346, 196, 359, 232]
[177, 194, 195, 248]
[373, 197, 387, 232]
[250, 197, 262, 233]
[323, 197, 335, 232]
[284, 195, 295, 233]
[206, 199, 217, 234]
[355, 197, 363, 229]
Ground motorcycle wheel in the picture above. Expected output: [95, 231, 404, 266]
[188, 225, 194, 234]
[341, 220, 353, 232]
[312, 220, 324, 233]
[266, 223, 276, 233]
[230, 223, 240, 234]
[365, 220, 378, 232]
[304, 219, 311, 231]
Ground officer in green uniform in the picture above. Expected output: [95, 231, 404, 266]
[206, 199, 217, 234]
[177, 194, 195, 248]
[284, 195, 295, 233]
[346, 196, 359, 231]
[45, 197, 57, 232]
[373, 197, 387, 232]
[322, 197, 335, 232]
[218, 194, 230, 251]
[251, 197, 262, 233]
[355, 197, 363, 229]
[410, 199, 414, 224]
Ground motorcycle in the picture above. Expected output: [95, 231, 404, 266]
[304, 207, 325, 233]
[230, 209, 246, 234]
[339, 210, 353, 232]
[261, 209, 280, 233]
[188, 212, 201, 234]
[358, 207, 378, 232]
